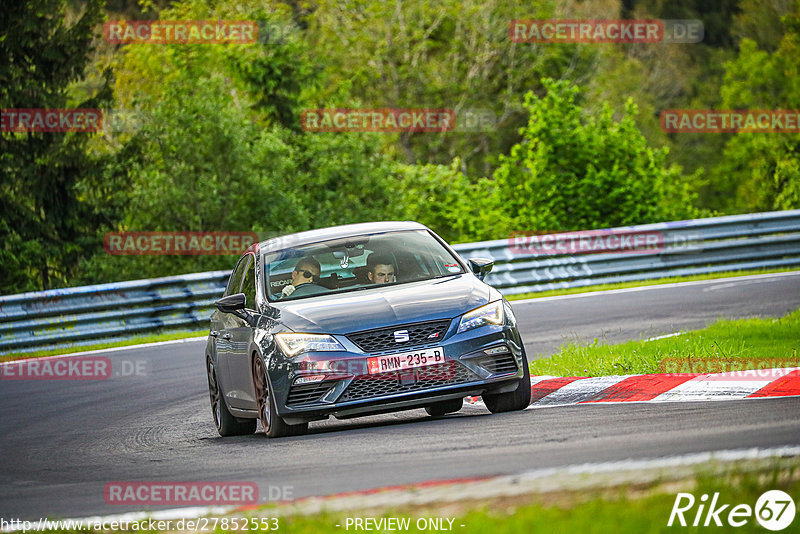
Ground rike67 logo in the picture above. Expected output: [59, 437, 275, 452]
[668, 490, 796, 530]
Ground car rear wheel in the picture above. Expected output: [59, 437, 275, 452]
[207, 358, 256, 436]
[425, 398, 464, 417]
[253, 355, 308, 438]
[482, 351, 532, 413]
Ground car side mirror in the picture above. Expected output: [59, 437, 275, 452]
[215, 293, 246, 313]
[468, 258, 494, 281]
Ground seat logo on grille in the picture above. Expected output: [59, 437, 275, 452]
[393, 330, 410, 343]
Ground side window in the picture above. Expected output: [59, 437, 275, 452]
[242, 258, 256, 310]
[225, 255, 250, 297]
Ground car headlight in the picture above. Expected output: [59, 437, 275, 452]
[275, 333, 345, 358]
[457, 300, 504, 333]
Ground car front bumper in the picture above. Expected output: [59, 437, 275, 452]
[270, 324, 527, 424]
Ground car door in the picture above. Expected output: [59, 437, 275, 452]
[226, 254, 259, 409]
[215, 254, 250, 403]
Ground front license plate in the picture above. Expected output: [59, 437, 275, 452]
[367, 348, 445, 374]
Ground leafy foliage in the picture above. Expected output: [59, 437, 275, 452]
[306, 0, 598, 177]
[710, 7, 800, 212]
[77, 0, 400, 283]
[492, 79, 698, 234]
[2, 0, 797, 292]
[390, 160, 501, 243]
[0, 0, 111, 292]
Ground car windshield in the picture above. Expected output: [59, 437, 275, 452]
[263, 230, 465, 302]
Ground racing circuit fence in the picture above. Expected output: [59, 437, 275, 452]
[1, 210, 800, 355]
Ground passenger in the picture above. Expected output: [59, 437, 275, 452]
[281, 256, 321, 297]
[366, 253, 396, 284]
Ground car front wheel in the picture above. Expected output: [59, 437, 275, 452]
[482, 350, 532, 413]
[207, 358, 256, 436]
[253, 355, 308, 438]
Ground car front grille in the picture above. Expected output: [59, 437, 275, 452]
[338, 361, 478, 402]
[476, 353, 518, 374]
[347, 319, 452, 353]
[286, 380, 337, 406]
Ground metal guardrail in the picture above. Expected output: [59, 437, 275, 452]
[454, 209, 800, 295]
[0, 272, 229, 355]
[2, 210, 799, 355]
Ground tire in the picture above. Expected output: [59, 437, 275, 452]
[253, 355, 308, 438]
[425, 398, 464, 417]
[207, 358, 256, 437]
[482, 350, 532, 414]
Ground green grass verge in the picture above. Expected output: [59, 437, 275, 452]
[506, 266, 800, 301]
[529, 308, 800, 377]
[0, 330, 207, 362]
[278, 464, 800, 533]
[32, 457, 800, 533]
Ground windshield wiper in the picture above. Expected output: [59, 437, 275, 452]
[430, 273, 462, 281]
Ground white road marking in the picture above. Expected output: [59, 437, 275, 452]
[515, 445, 800, 479]
[530, 375, 628, 407]
[653, 368, 800, 402]
[704, 277, 781, 292]
[644, 331, 683, 342]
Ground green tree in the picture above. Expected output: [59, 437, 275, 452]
[710, 7, 800, 212]
[305, 0, 600, 178]
[390, 159, 501, 243]
[0, 0, 111, 292]
[732, 0, 796, 52]
[491, 79, 698, 234]
[617, 0, 749, 205]
[77, 0, 400, 283]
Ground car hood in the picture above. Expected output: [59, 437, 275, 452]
[273, 275, 494, 334]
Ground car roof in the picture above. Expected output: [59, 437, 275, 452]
[257, 221, 430, 254]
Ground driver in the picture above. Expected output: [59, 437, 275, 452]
[281, 256, 321, 298]
[366, 253, 396, 284]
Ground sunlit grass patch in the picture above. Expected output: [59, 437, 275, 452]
[529, 309, 800, 377]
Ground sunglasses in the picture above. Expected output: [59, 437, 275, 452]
[296, 269, 319, 279]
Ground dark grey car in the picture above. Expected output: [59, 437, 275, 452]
[205, 221, 531, 438]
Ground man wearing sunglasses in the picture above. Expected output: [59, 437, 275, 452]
[281, 256, 321, 298]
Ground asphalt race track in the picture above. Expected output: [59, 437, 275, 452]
[1, 273, 799, 520]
